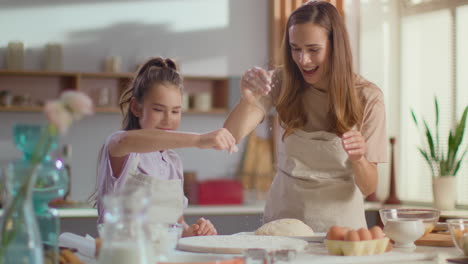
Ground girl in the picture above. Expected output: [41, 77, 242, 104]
[97, 57, 237, 236]
[224, 1, 388, 232]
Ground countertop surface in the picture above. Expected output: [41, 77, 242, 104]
[77, 243, 463, 264]
[2, 201, 468, 218]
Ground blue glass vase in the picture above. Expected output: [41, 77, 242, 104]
[1, 156, 44, 264]
[1, 124, 68, 264]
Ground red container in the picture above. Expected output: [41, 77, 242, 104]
[197, 179, 243, 205]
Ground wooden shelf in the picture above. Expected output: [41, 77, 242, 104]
[0, 106, 228, 115]
[0, 70, 78, 77]
[0, 70, 230, 115]
[0, 106, 43, 112]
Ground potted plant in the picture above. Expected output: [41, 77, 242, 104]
[411, 97, 467, 210]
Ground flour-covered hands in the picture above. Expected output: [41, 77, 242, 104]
[342, 130, 367, 162]
[241, 66, 272, 104]
[183, 218, 217, 237]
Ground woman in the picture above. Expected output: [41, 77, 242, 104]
[224, 1, 387, 232]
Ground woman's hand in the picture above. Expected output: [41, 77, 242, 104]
[241, 67, 272, 105]
[183, 218, 217, 237]
[197, 128, 238, 153]
[342, 130, 367, 162]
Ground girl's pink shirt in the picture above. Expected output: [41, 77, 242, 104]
[96, 130, 187, 224]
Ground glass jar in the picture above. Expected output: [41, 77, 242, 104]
[98, 190, 151, 264]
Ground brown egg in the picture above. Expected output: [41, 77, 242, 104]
[357, 228, 372, 241]
[369, 226, 385, 240]
[327, 226, 348, 241]
[344, 230, 360, 241]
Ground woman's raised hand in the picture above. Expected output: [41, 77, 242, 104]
[197, 128, 238, 153]
[341, 130, 367, 162]
[241, 66, 272, 105]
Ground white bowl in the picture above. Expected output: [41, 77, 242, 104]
[383, 219, 425, 248]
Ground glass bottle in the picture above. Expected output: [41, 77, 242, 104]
[98, 189, 151, 264]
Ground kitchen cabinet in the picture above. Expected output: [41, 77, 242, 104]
[0, 70, 229, 115]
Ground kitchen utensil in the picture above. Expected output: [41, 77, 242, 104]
[415, 232, 454, 247]
[447, 219, 468, 255]
[383, 219, 425, 248]
[177, 235, 307, 254]
[379, 208, 440, 235]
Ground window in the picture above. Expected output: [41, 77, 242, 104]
[359, 0, 468, 204]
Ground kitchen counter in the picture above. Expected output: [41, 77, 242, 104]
[36, 202, 468, 219]
[54, 202, 266, 218]
[77, 244, 463, 264]
[2, 202, 468, 237]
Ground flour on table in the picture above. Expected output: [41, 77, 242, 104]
[255, 218, 314, 237]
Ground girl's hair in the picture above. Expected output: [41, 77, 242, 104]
[119, 57, 183, 130]
[276, 0, 363, 139]
[88, 57, 183, 207]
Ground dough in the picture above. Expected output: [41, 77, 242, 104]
[255, 218, 314, 237]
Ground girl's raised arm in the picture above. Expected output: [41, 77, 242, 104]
[108, 128, 237, 157]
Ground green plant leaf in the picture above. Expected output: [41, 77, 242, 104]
[418, 147, 435, 177]
[435, 97, 440, 157]
[452, 148, 467, 176]
[423, 120, 436, 160]
[448, 131, 455, 170]
[411, 110, 419, 128]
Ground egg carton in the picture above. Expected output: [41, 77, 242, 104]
[324, 238, 390, 256]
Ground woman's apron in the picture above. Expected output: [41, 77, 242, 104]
[119, 155, 184, 224]
[263, 130, 366, 232]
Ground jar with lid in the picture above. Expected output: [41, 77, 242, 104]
[98, 189, 151, 264]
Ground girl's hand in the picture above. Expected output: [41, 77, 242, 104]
[241, 67, 272, 105]
[342, 130, 367, 162]
[198, 128, 238, 153]
[183, 218, 217, 237]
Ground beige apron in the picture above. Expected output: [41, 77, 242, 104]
[120, 154, 184, 224]
[263, 130, 366, 232]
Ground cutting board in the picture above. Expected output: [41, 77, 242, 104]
[177, 235, 308, 254]
[415, 233, 454, 247]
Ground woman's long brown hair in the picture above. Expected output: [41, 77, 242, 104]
[276, 1, 363, 139]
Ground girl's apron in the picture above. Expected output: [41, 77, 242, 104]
[263, 130, 366, 232]
[119, 154, 184, 224]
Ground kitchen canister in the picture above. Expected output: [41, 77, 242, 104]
[193, 92, 212, 112]
[44, 43, 63, 71]
[181, 93, 189, 111]
[6, 41, 25, 70]
[104, 56, 122, 72]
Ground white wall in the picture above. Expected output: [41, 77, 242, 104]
[0, 0, 270, 75]
[0, 0, 269, 201]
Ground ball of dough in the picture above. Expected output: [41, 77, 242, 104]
[255, 218, 314, 237]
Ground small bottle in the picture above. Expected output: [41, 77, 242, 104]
[98, 190, 151, 264]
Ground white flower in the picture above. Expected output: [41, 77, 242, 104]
[44, 101, 73, 134]
[60, 91, 94, 120]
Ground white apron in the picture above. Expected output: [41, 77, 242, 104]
[263, 130, 366, 232]
[119, 155, 184, 224]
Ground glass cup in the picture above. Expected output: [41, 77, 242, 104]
[447, 219, 468, 255]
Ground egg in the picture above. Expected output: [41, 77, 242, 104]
[326, 226, 349, 241]
[357, 228, 372, 241]
[369, 226, 385, 240]
[344, 230, 360, 241]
